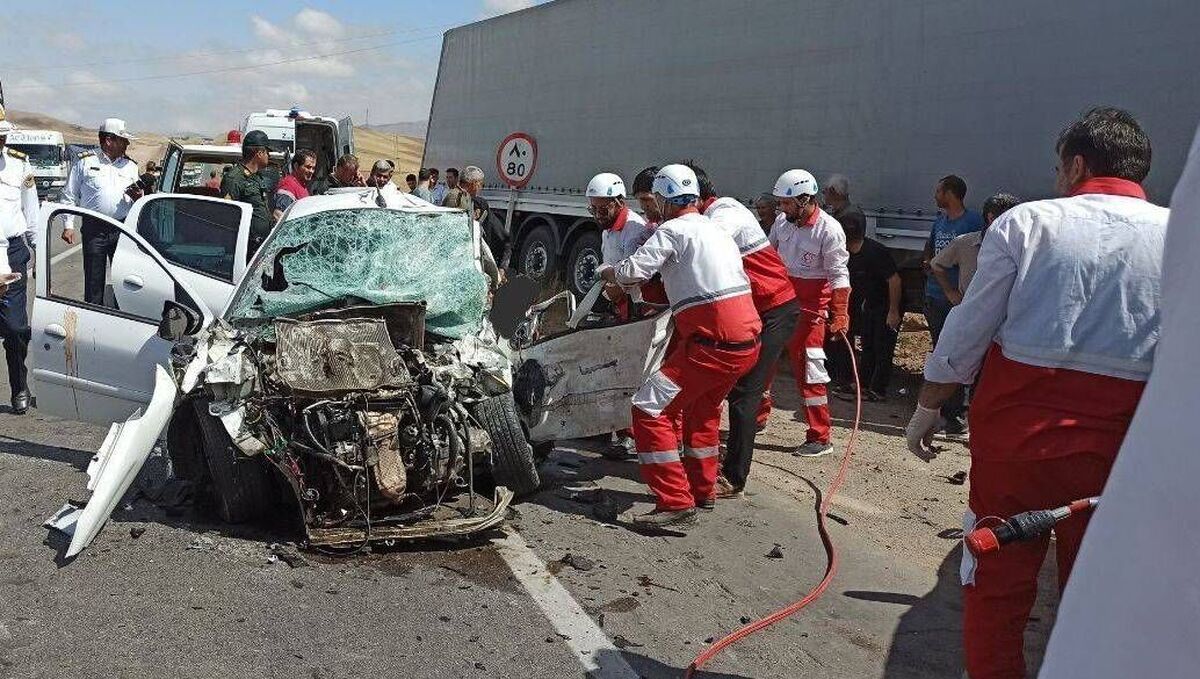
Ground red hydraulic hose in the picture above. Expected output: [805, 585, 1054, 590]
[684, 330, 862, 678]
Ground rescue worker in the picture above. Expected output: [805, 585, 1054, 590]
[629, 166, 668, 307]
[598, 164, 761, 531]
[61, 118, 142, 306]
[684, 163, 800, 497]
[770, 169, 851, 457]
[586, 171, 650, 460]
[221, 129, 273, 253]
[273, 148, 316, 222]
[0, 107, 39, 414]
[905, 107, 1167, 679]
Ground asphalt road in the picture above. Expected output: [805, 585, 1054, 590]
[0, 240, 1058, 678]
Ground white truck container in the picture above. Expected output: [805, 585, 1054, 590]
[422, 0, 1200, 305]
[6, 129, 67, 201]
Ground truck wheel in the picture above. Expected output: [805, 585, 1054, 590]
[192, 399, 275, 524]
[472, 393, 541, 496]
[517, 225, 558, 286]
[566, 230, 602, 299]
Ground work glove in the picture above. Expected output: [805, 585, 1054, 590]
[905, 404, 943, 462]
[829, 287, 851, 335]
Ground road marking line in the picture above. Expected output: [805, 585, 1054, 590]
[51, 244, 82, 266]
[494, 530, 639, 679]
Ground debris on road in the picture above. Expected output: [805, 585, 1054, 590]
[944, 471, 968, 485]
[269, 543, 309, 568]
[560, 553, 596, 571]
[187, 536, 216, 551]
[129, 526, 145, 539]
[766, 544, 785, 559]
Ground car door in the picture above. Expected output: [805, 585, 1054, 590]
[122, 194, 248, 315]
[514, 306, 673, 443]
[158, 141, 184, 193]
[33, 204, 213, 425]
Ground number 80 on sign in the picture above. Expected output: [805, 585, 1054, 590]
[496, 132, 538, 189]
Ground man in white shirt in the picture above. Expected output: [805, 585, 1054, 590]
[0, 106, 39, 414]
[61, 118, 142, 305]
[904, 107, 1168, 679]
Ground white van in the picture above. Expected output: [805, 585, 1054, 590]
[6, 130, 67, 201]
[242, 108, 354, 185]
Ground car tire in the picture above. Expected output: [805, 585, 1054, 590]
[517, 224, 559, 287]
[566, 230, 603, 299]
[192, 399, 275, 524]
[166, 400, 211, 488]
[472, 393, 541, 496]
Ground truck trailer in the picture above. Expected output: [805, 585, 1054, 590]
[422, 0, 1200, 303]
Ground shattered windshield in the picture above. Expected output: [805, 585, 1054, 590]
[227, 208, 489, 339]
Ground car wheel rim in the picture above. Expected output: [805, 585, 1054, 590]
[574, 250, 600, 294]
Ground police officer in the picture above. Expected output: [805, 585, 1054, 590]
[0, 106, 40, 414]
[61, 118, 143, 306]
[221, 129, 273, 253]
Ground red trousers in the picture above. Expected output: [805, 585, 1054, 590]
[786, 278, 832, 443]
[631, 338, 758, 510]
[962, 454, 1112, 679]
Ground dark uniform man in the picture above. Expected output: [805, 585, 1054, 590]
[221, 129, 272, 252]
[0, 106, 39, 414]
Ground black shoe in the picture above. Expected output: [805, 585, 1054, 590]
[11, 390, 29, 415]
[696, 496, 716, 511]
[632, 508, 698, 532]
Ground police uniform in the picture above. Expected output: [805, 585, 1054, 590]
[62, 121, 142, 306]
[0, 136, 40, 412]
[220, 163, 271, 250]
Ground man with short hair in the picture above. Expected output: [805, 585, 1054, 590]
[273, 148, 316, 221]
[932, 192, 1022, 304]
[443, 167, 460, 200]
[429, 168, 448, 205]
[461, 165, 510, 272]
[840, 213, 902, 402]
[442, 167, 473, 211]
[907, 108, 1167, 679]
[205, 169, 221, 190]
[412, 168, 433, 202]
[322, 154, 364, 191]
[220, 129, 273, 253]
[366, 159, 395, 188]
[822, 173, 866, 236]
[753, 193, 777, 234]
[599, 164, 760, 532]
[822, 174, 868, 392]
[0, 106, 39, 414]
[629, 166, 668, 306]
[921, 174, 983, 438]
[62, 118, 143, 305]
[770, 169, 851, 458]
[405, 173, 417, 192]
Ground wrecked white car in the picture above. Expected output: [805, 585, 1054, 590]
[35, 190, 672, 557]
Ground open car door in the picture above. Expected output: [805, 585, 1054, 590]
[337, 116, 355, 157]
[33, 203, 213, 425]
[513, 287, 672, 443]
[124, 193, 249, 315]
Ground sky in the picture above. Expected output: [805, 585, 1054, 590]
[0, 0, 544, 135]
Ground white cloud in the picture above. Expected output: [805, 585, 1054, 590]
[482, 0, 536, 15]
[294, 9, 345, 38]
[250, 16, 290, 44]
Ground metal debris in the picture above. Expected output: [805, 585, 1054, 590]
[766, 544, 784, 559]
[560, 553, 596, 571]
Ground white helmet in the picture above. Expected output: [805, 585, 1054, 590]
[585, 172, 626, 199]
[772, 169, 819, 198]
[652, 164, 700, 201]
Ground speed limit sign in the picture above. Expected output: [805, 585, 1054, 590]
[496, 132, 537, 189]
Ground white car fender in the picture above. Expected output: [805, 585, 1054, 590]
[63, 366, 179, 558]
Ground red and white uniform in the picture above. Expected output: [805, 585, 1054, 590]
[601, 205, 650, 265]
[702, 196, 797, 425]
[927, 178, 1167, 679]
[613, 208, 761, 509]
[769, 208, 849, 443]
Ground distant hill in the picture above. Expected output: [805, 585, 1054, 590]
[366, 120, 428, 140]
[8, 109, 425, 179]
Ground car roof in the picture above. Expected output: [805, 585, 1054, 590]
[284, 188, 466, 220]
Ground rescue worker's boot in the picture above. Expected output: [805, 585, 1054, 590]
[632, 507, 698, 532]
[793, 440, 833, 458]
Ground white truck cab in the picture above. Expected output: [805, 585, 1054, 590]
[242, 108, 354, 182]
[6, 129, 67, 201]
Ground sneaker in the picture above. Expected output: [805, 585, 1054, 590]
[696, 497, 716, 511]
[936, 420, 969, 443]
[715, 476, 743, 499]
[632, 508, 698, 532]
[793, 441, 834, 458]
[601, 434, 636, 460]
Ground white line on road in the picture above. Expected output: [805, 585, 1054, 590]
[51, 244, 82, 266]
[494, 530, 640, 679]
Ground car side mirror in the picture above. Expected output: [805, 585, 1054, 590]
[158, 301, 201, 341]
